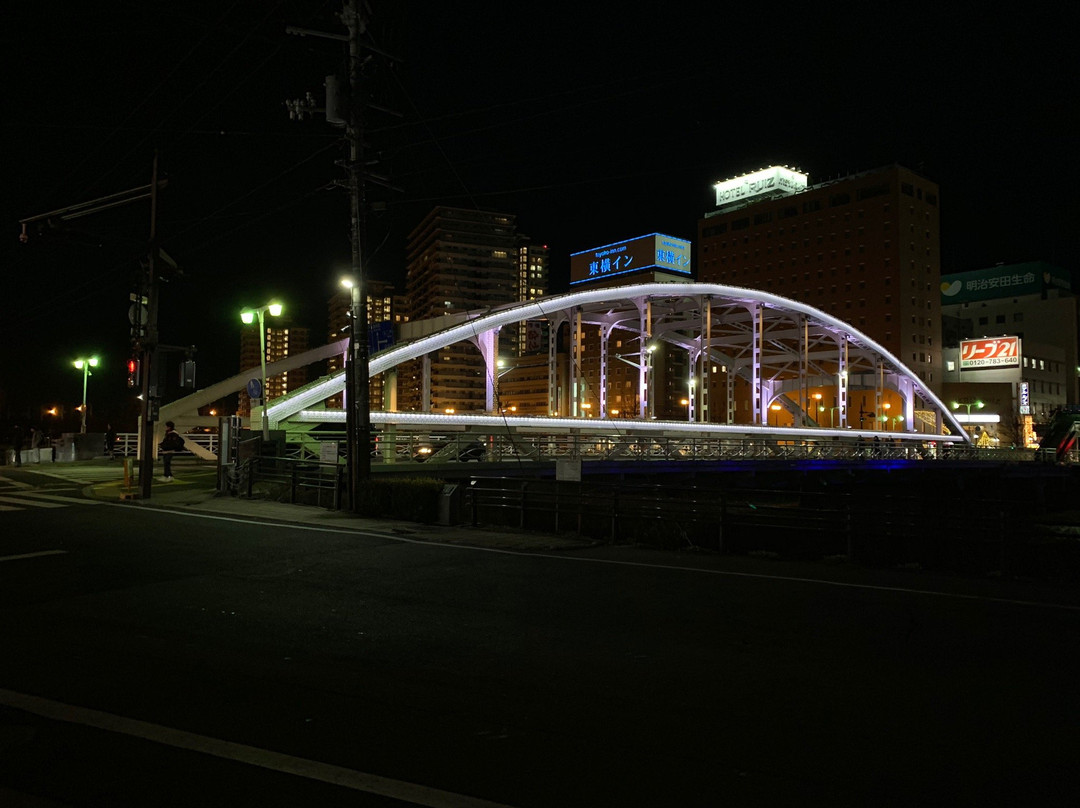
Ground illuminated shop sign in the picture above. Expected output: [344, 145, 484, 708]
[940, 262, 1071, 304]
[712, 166, 807, 208]
[1019, 381, 1030, 415]
[960, 336, 1020, 370]
[570, 233, 691, 286]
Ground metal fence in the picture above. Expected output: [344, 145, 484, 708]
[242, 455, 345, 509]
[463, 473, 1076, 579]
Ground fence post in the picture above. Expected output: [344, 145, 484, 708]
[519, 480, 527, 530]
[246, 460, 254, 498]
[290, 463, 298, 504]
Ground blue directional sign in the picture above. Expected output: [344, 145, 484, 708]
[369, 320, 395, 355]
[246, 378, 263, 400]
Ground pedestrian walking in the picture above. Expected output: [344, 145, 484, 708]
[157, 421, 185, 481]
[104, 424, 117, 458]
[10, 423, 23, 466]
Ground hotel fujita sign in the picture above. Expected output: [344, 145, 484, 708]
[960, 336, 1020, 370]
[712, 166, 807, 208]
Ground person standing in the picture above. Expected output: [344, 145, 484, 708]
[10, 424, 23, 467]
[157, 421, 185, 482]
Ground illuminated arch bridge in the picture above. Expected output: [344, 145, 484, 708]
[162, 282, 970, 457]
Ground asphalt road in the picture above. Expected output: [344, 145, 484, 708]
[1, 468, 1079, 806]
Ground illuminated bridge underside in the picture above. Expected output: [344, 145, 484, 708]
[264, 282, 970, 444]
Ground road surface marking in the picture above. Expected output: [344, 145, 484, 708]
[0, 505, 22, 512]
[0, 550, 67, 562]
[0, 688, 516, 808]
[0, 475, 33, 489]
[0, 496, 67, 508]
[15, 492, 103, 505]
[124, 506, 1080, 613]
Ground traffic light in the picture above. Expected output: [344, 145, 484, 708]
[127, 358, 140, 388]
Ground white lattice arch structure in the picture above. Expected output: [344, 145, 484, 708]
[263, 282, 969, 442]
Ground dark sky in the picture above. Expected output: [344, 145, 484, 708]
[2, 1, 1078, 426]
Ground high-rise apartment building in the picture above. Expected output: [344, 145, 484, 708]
[238, 321, 310, 417]
[401, 207, 546, 412]
[697, 164, 943, 395]
[326, 280, 407, 410]
[514, 239, 550, 356]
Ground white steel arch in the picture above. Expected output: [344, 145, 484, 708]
[264, 283, 970, 442]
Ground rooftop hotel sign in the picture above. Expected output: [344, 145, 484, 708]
[712, 166, 807, 208]
[570, 233, 691, 286]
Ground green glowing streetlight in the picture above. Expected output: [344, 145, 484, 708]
[240, 302, 283, 440]
[951, 400, 985, 437]
[73, 356, 99, 434]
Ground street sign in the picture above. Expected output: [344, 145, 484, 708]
[246, 378, 263, 400]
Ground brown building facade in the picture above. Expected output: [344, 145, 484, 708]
[697, 164, 943, 396]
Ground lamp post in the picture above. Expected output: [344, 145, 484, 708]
[812, 392, 823, 426]
[240, 303, 282, 441]
[495, 358, 516, 413]
[73, 356, 99, 434]
[951, 400, 984, 437]
[881, 401, 892, 432]
[770, 402, 783, 426]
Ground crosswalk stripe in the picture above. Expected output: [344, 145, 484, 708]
[0, 496, 67, 509]
[0, 550, 67, 562]
[0, 505, 22, 511]
[15, 492, 102, 505]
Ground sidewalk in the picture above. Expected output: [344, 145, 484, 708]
[89, 460, 593, 552]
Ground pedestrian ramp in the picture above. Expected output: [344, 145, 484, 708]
[0, 492, 104, 512]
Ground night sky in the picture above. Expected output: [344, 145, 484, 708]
[2, 2, 1078, 428]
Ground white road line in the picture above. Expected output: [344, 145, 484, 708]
[0, 688, 516, 808]
[0, 550, 67, 562]
[0, 505, 22, 512]
[0, 475, 33, 489]
[120, 504, 1080, 613]
[0, 495, 67, 509]
[16, 492, 102, 505]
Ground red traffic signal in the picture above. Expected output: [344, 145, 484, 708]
[126, 358, 140, 388]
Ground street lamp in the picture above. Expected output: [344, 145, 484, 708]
[951, 400, 985, 437]
[73, 356, 99, 434]
[240, 302, 283, 440]
[770, 402, 783, 426]
[812, 392, 823, 426]
[881, 401, 892, 431]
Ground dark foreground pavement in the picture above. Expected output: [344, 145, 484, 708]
[0, 458, 1078, 806]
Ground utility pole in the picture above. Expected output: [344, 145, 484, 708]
[344, 0, 371, 508]
[287, 0, 399, 512]
[138, 153, 162, 499]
